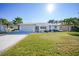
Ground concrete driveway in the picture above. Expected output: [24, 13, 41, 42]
[0, 31, 28, 53]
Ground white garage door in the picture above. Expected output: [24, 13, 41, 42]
[20, 25, 34, 33]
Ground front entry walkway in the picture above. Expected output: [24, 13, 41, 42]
[0, 34, 27, 53]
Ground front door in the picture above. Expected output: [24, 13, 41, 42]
[35, 26, 39, 32]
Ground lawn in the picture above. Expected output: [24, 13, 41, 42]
[1, 32, 79, 56]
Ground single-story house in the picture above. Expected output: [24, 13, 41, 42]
[0, 22, 73, 33]
[19, 23, 61, 33]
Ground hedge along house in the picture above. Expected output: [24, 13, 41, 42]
[19, 23, 61, 33]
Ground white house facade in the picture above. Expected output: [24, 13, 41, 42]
[19, 23, 61, 33]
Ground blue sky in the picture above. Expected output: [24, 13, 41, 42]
[0, 3, 79, 23]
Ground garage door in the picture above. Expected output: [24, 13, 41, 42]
[20, 25, 34, 33]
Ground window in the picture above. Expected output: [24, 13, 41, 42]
[40, 26, 46, 29]
[35, 26, 39, 30]
[35, 26, 39, 32]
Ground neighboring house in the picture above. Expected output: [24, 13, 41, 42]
[60, 22, 72, 31]
[19, 23, 61, 33]
[60, 25, 72, 31]
[0, 24, 7, 32]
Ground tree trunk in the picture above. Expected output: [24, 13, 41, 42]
[6, 24, 8, 29]
[18, 25, 20, 30]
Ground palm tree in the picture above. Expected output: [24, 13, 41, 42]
[13, 17, 23, 30]
[48, 19, 54, 23]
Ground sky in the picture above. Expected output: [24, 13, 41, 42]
[0, 3, 79, 23]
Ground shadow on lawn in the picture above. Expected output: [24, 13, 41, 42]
[0, 31, 31, 36]
[68, 32, 79, 36]
[6, 31, 32, 35]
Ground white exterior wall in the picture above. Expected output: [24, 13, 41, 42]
[19, 23, 61, 33]
[51, 23, 61, 30]
[35, 23, 51, 32]
[52, 25, 60, 30]
[46, 26, 49, 31]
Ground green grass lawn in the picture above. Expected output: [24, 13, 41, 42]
[1, 32, 79, 56]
